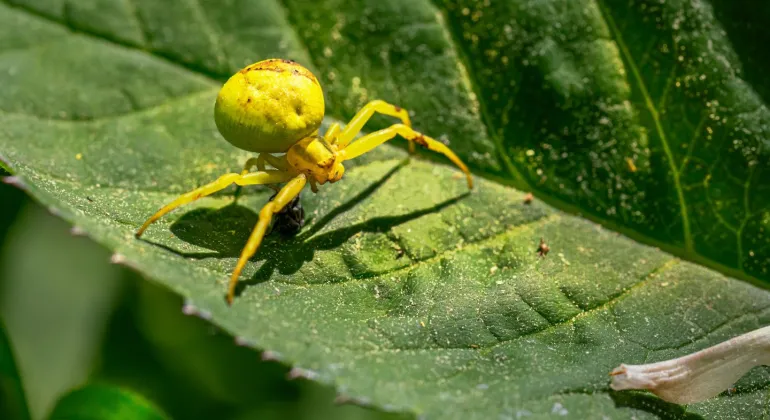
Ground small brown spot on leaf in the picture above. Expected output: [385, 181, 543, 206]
[394, 105, 402, 112]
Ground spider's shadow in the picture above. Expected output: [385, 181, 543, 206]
[142, 159, 469, 297]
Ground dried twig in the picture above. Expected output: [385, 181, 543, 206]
[610, 325, 770, 404]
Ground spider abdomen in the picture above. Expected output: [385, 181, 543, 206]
[214, 59, 325, 153]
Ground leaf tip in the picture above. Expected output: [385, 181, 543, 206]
[181, 301, 198, 315]
[334, 394, 352, 405]
[261, 350, 282, 361]
[181, 300, 212, 321]
[234, 336, 255, 347]
[109, 252, 142, 271]
[288, 367, 320, 381]
[2, 176, 25, 189]
[333, 393, 377, 408]
[351, 395, 373, 407]
[70, 226, 87, 237]
[46, 205, 64, 217]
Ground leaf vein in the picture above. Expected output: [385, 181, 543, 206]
[0, 0, 224, 81]
[481, 258, 681, 352]
[276, 214, 558, 288]
[649, 305, 770, 352]
[679, 112, 708, 174]
[596, 0, 693, 252]
[184, 0, 229, 72]
[120, 0, 148, 46]
[428, 0, 531, 191]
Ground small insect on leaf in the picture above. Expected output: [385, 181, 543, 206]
[537, 238, 550, 257]
[523, 192, 534, 204]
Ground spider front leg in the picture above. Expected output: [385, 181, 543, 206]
[227, 174, 307, 305]
[340, 124, 473, 189]
[135, 170, 297, 237]
[334, 100, 413, 152]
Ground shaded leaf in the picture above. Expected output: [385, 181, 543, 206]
[0, 204, 124, 419]
[0, 317, 30, 420]
[47, 384, 168, 420]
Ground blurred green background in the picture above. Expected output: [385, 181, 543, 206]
[0, 176, 408, 420]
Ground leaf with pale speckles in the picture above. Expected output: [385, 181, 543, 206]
[1, 0, 769, 418]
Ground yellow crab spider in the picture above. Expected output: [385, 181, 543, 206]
[135, 59, 473, 305]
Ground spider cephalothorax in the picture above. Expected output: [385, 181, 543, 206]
[285, 136, 346, 188]
[135, 59, 473, 305]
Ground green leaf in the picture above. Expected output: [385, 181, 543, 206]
[0, 203, 124, 419]
[0, 0, 769, 418]
[47, 384, 169, 420]
[0, 318, 30, 420]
